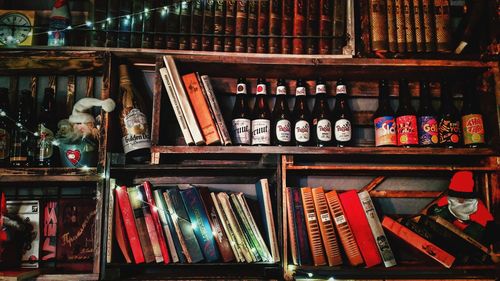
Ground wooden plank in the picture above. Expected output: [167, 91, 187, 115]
[66, 75, 76, 117]
[30, 76, 38, 113]
[287, 165, 497, 172]
[86, 76, 95, 98]
[360, 176, 386, 192]
[34, 273, 99, 281]
[151, 56, 163, 147]
[368, 190, 442, 198]
[48, 76, 57, 92]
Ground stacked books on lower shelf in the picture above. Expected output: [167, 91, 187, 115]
[111, 179, 279, 264]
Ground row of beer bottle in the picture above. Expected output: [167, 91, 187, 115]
[374, 79, 485, 148]
[231, 78, 353, 147]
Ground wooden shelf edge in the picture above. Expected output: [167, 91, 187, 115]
[34, 273, 99, 281]
[0, 167, 101, 182]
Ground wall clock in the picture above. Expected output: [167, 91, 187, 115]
[0, 10, 35, 47]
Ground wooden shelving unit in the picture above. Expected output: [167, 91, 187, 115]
[0, 167, 100, 182]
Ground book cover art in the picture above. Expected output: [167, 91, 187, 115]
[41, 201, 57, 262]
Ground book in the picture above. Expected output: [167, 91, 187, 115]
[153, 0, 167, 49]
[0, 269, 40, 281]
[434, 0, 452, 52]
[190, 0, 204, 50]
[358, 191, 396, 268]
[339, 190, 381, 267]
[105, 0, 119, 47]
[162, 190, 187, 263]
[130, 0, 144, 48]
[235, 0, 248, 52]
[115, 186, 145, 264]
[268, 0, 281, 54]
[305, 0, 319, 54]
[199, 74, 232, 146]
[106, 179, 116, 264]
[180, 187, 221, 262]
[386, 0, 398, 52]
[291, 188, 312, 265]
[213, 0, 225, 52]
[114, 187, 133, 263]
[247, 0, 258, 52]
[224, 0, 237, 52]
[163, 56, 205, 145]
[41, 201, 57, 262]
[369, 0, 389, 51]
[281, 0, 293, 53]
[91, 0, 107, 47]
[255, 178, 280, 263]
[311, 187, 342, 266]
[300, 187, 326, 266]
[230, 193, 262, 262]
[117, 0, 132, 48]
[166, 0, 181, 49]
[332, 0, 347, 53]
[325, 190, 364, 266]
[382, 216, 455, 268]
[403, 0, 416, 52]
[421, 0, 436, 52]
[142, 0, 155, 48]
[143, 181, 171, 264]
[412, 0, 425, 52]
[179, 0, 191, 50]
[202, 0, 215, 51]
[159, 67, 194, 145]
[394, 0, 407, 52]
[285, 187, 299, 265]
[154, 189, 181, 263]
[318, 0, 332, 54]
[257, 0, 269, 53]
[357, 0, 372, 54]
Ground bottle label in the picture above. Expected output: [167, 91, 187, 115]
[294, 120, 310, 143]
[316, 84, 326, 94]
[336, 85, 347, 94]
[438, 118, 461, 145]
[275, 119, 291, 142]
[236, 83, 247, 94]
[334, 119, 351, 142]
[37, 125, 54, 161]
[122, 108, 151, 154]
[251, 119, 270, 145]
[296, 86, 306, 96]
[462, 114, 484, 145]
[316, 119, 332, 141]
[232, 118, 251, 144]
[418, 116, 438, 145]
[276, 86, 286, 95]
[256, 84, 266, 95]
[396, 115, 418, 145]
[374, 116, 397, 146]
[0, 128, 9, 160]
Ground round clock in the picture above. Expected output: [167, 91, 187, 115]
[0, 12, 33, 46]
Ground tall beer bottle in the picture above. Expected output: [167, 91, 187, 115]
[251, 78, 271, 146]
[461, 80, 485, 147]
[373, 80, 397, 147]
[292, 79, 311, 146]
[119, 64, 151, 163]
[332, 78, 353, 147]
[35, 88, 58, 166]
[10, 90, 33, 166]
[0, 88, 11, 166]
[312, 78, 332, 147]
[417, 81, 438, 146]
[396, 79, 418, 147]
[438, 80, 461, 148]
[272, 79, 292, 146]
[231, 77, 251, 145]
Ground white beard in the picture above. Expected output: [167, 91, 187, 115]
[448, 197, 478, 221]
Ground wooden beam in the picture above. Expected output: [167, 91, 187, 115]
[360, 176, 386, 192]
[369, 190, 442, 198]
[66, 75, 76, 117]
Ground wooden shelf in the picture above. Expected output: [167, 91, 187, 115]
[0, 167, 100, 182]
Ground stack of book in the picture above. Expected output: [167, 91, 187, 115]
[112, 179, 280, 264]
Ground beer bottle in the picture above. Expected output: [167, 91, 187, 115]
[231, 77, 251, 145]
[373, 80, 397, 147]
[272, 79, 292, 146]
[119, 64, 151, 163]
[396, 79, 418, 147]
[292, 79, 311, 146]
[417, 81, 438, 146]
[35, 88, 57, 166]
[332, 78, 353, 147]
[438, 80, 461, 148]
[312, 78, 332, 147]
[10, 90, 33, 166]
[251, 78, 271, 146]
[461, 80, 485, 147]
[0, 88, 11, 167]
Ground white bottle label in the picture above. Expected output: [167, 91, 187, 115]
[122, 108, 151, 154]
[336, 85, 347, 94]
[334, 119, 351, 142]
[232, 118, 251, 144]
[236, 83, 247, 94]
[275, 119, 291, 142]
[296, 86, 306, 96]
[276, 85, 286, 95]
[316, 119, 332, 141]
[316, 84, 326, 94]
[294, 120, 310, 143]
[251, 119, 270, 145]
[256, 84, 266, 95]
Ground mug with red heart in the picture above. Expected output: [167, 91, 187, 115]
[58, 137, 97, 168]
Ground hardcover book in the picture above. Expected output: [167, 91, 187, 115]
[41, 201, 57, 262]
[130, 0, 144, 48]
[255, 178, 280, 262]
[318, 0, 332, 54]
[142, 0, 155, 48]
[117, 0, 132, 48]
[230, 193, 262, 262]
[291, 188, 312, 265]
[412, 0, 425, 52]
[201, 0, 215, 51]
[247, 0, 258, 52]
[305, 0, 319, 54]
[300, 187, 326, 266]
[357, 0, 372, 54]
[162, 190, 187, 263]
[394, 0, 407, 52]
[369, 0, 389, 51]
[403, 0, 416, 52]
[213, 0, 225, 51]
[179, 0, 191, 50]
[143, 182, 171, 264]
[285, 188, 299, 265]
[166, 0, 181, 49]
[114, 188, 133, 263]
[106, 179, 116, 264]
[235, 0, 248, 52]
[281, 0, 293, 53]
[386, 0, 398, 52]
[434, 0, 452, 52]
[224, 0, 237, 52]
[154, 189, 181, 263]
[190, 0, 203, 50]
[268, 0, 282, 53]
[257, 0, 269, 53]
[332, 0, 347, 53]
[421, 0, 436, 52]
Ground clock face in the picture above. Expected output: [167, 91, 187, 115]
[0, 12, 32, 46]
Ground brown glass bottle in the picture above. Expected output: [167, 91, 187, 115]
[374, 80, 397, 147]
[34, 88, 58, 166]
[251, 78, 271, 146]
[292, 79, 311, 146]
[332, 78, 353, 147]
[461, 80, 484, 147]
[272, 79, 292, 146]
[231, 77, 251, 145]
[438, 80, 461, 148]
[396, 79, 418, 147]
[0, 88, 11, 166]
[10, 90, 33, 167]
[312, 78, 332, 147]
[417, 81, 438, 146]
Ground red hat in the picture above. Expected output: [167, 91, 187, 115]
[448, 171, 477, 198]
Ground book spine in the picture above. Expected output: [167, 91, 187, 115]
[182, 73, 221, 145]
[153, 0, 167, 48]
[256, 178, 280, 262]
[286, 188, 299, 265]
[257, 0, 269, 53]
[293, 0, 306, 54]
[166, 0, 180, 49]
[358, 191, 396, 268]
[386, 0, 398, 52]
[106, 180, 115, 264]
[196, 73, 224, 145]
[179, 0, 191, 50]
[190, 0, 203, 50]
[369, 0, 389, 51]
[230, 194, 262, 261]
[430, 216, 490, 254]
[130, 0, 144, 48]
[143, 182, 171, 264]
[202, 0, 215, 51]
[412, 0, 425, 52]
[434, 0, 452, 52]
[91, 0, 107, 47]
[153, 189, 180, 263]
[339, 190, 382, 267]
[163, 190, 193, 263]
[357, 0, 371, 54]
[395, 0, 407, 52]
[159, 68, 194, 145]
[41, 201, 57, 261]
[311, 187, 342, 266]
[224, 0, 237, 52]
[141, 0, 154, 48]
[318, 0, 332, 54]
[421, 0, 436, 52]
[325, 190, 364, 266]
[213, 0, 225, 51]
[281, 0, 293, 53]
[403, 0, 416, 51]
[246, 0, 258, 52]
[300, 187, 327, 266]
[268, 0, 281, 54]
[332, 0, 347, 53]
[105, 0, 119, 47]
[305, 0, 319, 54]
[199, 75, 232, 145]
[162, 191, 186, 263]
[292, 188, 312, 265]
[382, 216, 455, 268]
[114, 188, 133, 263]
[235, 0, 248, 52]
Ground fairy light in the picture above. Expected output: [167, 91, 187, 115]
[307, 272, 313, 278]
[85, 21, 92, 27]
[327, 277, 335, 281]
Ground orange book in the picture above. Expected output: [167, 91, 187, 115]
[182, 73, 221, 145]
[300, 187, 326, 266]
[312, 187, 343, 266]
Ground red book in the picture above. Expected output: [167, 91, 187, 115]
[293, 0, 306, 54]
[235, 0, 248, 52]
[305, 0, 319, 54]
[114, 189, 133, 263]
[319, 0, 332, 54]
[281, 0, 293, 53]
[143, 181, 171, 264]
[224, 0, 237, 52]
[339, 190, 381, 267]
[115, 185, 145, 264]
[268, 0, 282, 53]
[247, 0, 258, 52]
[41, 201, 57, 261]
[257, 0, 269, 53]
